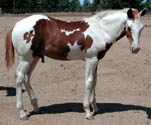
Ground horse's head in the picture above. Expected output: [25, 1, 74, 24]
[126, 8, 146, 54]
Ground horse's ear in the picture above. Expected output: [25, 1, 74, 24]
[127, 8, 133, 19]
[140, 8, 147, 16]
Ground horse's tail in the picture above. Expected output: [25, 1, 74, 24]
[5, 28, 15, 70]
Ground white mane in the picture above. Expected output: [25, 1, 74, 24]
[89, 8, 129, 21]
[94, 8, 128, 18]
[83, 8, 130, 25]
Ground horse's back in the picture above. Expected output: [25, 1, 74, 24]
[11, 14, 100, 61]
[12, 14, 49, 56]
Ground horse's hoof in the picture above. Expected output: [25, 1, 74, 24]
[86, 114, 95, 120]
[93, 107, 99, 115]
[20, 115, 28, 120]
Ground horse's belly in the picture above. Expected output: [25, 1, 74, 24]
[66, 42, 85, 60]
[44, 49, 68, 61]
[44, 42, 85, 61]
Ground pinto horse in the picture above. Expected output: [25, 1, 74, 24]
[5, 8, 146, 120]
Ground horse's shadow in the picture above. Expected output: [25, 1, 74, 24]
[28, 102, 151, 119]
[2, 86, 150, 119]
[0, 86, 25, 96]
[0, 86, 16, 96]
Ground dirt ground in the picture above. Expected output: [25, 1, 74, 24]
[0, 14, 151, 125]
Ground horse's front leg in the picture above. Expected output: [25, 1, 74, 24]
[90, 68, 99, 115]
[83, 57, 98, 120]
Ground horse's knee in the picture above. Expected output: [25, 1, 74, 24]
[16, 103, 23, 110]
[24, 75, 29, 83]
[16, 72, 25, 84]
[86, 78, 94, 90]
[90, 97, 94, 105]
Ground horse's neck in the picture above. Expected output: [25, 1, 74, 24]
[99, 13, 127, 42]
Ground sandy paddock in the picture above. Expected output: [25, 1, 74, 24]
[0, 14, 151, 125]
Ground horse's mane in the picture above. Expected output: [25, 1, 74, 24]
[89, 8, 129, 20]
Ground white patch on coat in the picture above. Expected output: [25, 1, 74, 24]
[83, 12, 128, 58]
[61, 28, 80, 36]
[83, 21, 109, 58]
[67, 41, 85, 60]
[12, 14, 49, 56]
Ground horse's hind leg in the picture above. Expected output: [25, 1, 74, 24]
[16, 57, 32, 120]
[24, 57, 39, 113]
[83, 57, 98, 120]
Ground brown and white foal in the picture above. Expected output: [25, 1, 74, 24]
[5, 8, 146, 120]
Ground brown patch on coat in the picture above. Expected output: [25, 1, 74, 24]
[49, 17, 89, 32]
[31, 19, 48, 62]
[78, 35, 93, 52]
[126, 27, 133, 42]
[116, 27, 126, 41]
[116, 26, 133, 48]
[30, 16, 92, 61]
[24, 30, 34, 43]
[132, 9, 139, 20]
[116, 27, 133, 42]
[97, 43, 112, 60]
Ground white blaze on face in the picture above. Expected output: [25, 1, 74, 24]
[67, 41, 85, 60]
[127, 15, 144, 53]
[61, 28, 80, 36]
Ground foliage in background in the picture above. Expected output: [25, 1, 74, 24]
[0, 0, 150, 13]
[70, 0, 81, 12]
